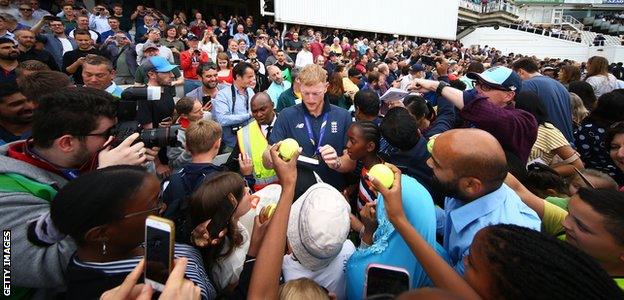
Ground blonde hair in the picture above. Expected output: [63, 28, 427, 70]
[279, 278, 330, 300]
[186, 119, 221, 154]
[570, 92, 589, 126]
[298, 64, 327, 86]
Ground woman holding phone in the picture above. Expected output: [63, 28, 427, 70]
[199, 29, 220, 63]
[50, 165, 217, 299]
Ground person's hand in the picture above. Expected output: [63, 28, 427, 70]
[239, 152, 253, 176]
[247, 215, 269, 257]
[158, 258, 201, 300]
[144, 147, 159, 162]
[98, 133, 147, 168]
[268, 142, 299, 187]
[191, 219, 227, 247]
[387, 99, 404, 109]
[392, 79, 401, 88]
[100, 259, 149, 300]
[366, 163, 405, 223]
[319, 145, 340, 170]
[202, 101, 212, 112]
[170, 47, 180, 54]
[76, 56, 86, 65]
[408, 78, 439, 93]
[156, 163, 171, 178]
[345, 90, 356, 98]
[359, 201, 377, 244]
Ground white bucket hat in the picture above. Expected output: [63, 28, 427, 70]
[287, 183, 350, 271]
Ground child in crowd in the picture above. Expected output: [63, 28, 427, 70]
[345, 121, 382, 209]
[188, 172, 262, 294]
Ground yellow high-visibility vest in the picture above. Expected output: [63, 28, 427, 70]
[237, 120, 278, 187]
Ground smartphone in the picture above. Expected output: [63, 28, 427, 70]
[201, 96, 211, 106]
[145, 216, 175, 292]
[364, 264, 411, 298]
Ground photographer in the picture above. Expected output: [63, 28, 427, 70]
[198, 28, 220, 63]
[99, 16, 131, 44]
[88, 4, 111, 34]
[245, 48, 268, 92]
[0, 87, 154, 295]
[103, 32, 137, 85]
[212, 61, 255, 153]
[180, 34, 209, 94]
[137, 56, 178, 177]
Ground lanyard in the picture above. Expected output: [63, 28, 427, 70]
[303, 112, 328, 157]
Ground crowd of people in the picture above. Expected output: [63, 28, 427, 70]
[1, 0, 624, 300]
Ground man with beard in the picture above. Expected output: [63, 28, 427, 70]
[15, 29, 58, 70]
[426, 128, 541, 274]
[0, 87, 152, 294]
[31, 18, 77, 71]
[0, 83, 35, 145]
[0, 37, 18, 82]
[186, 61, 218, 119]
[137, 56, 178, 177]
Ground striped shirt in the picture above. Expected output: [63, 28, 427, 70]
[528, 123, 569, 165]
[67, 243, 216, 300]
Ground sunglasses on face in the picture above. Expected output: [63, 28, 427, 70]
[476, 81, 509, 92]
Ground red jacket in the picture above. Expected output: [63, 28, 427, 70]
[180, 50, 210, 80]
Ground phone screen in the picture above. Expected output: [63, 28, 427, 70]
[366, 266, 410, 298]
[145, 224, 172, 287]
[202, 96, 211, 106]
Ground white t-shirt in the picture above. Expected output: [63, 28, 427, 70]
[58, 37, 73, 55]
[210, 222, 250, 290]
[282, 240, 355, 300]
[399, 74, 414, 91]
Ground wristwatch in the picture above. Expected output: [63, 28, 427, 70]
[436, 81, 450, 96]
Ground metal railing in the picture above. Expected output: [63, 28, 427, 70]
[459, 0, 518, 15]
[561, 15, 584, 32]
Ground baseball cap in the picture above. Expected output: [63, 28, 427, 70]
[410, 63, 425, 72]
[287, 183, 350, 271]
[467, 66, 522, 92]
[141, 56, 177, 73]
[142, 41, 159, 51]
[187, 33, 199, 41]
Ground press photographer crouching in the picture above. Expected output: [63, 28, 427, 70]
[0, 87, 157, 297]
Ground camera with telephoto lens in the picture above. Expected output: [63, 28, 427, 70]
[111, 87, 179, 148]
